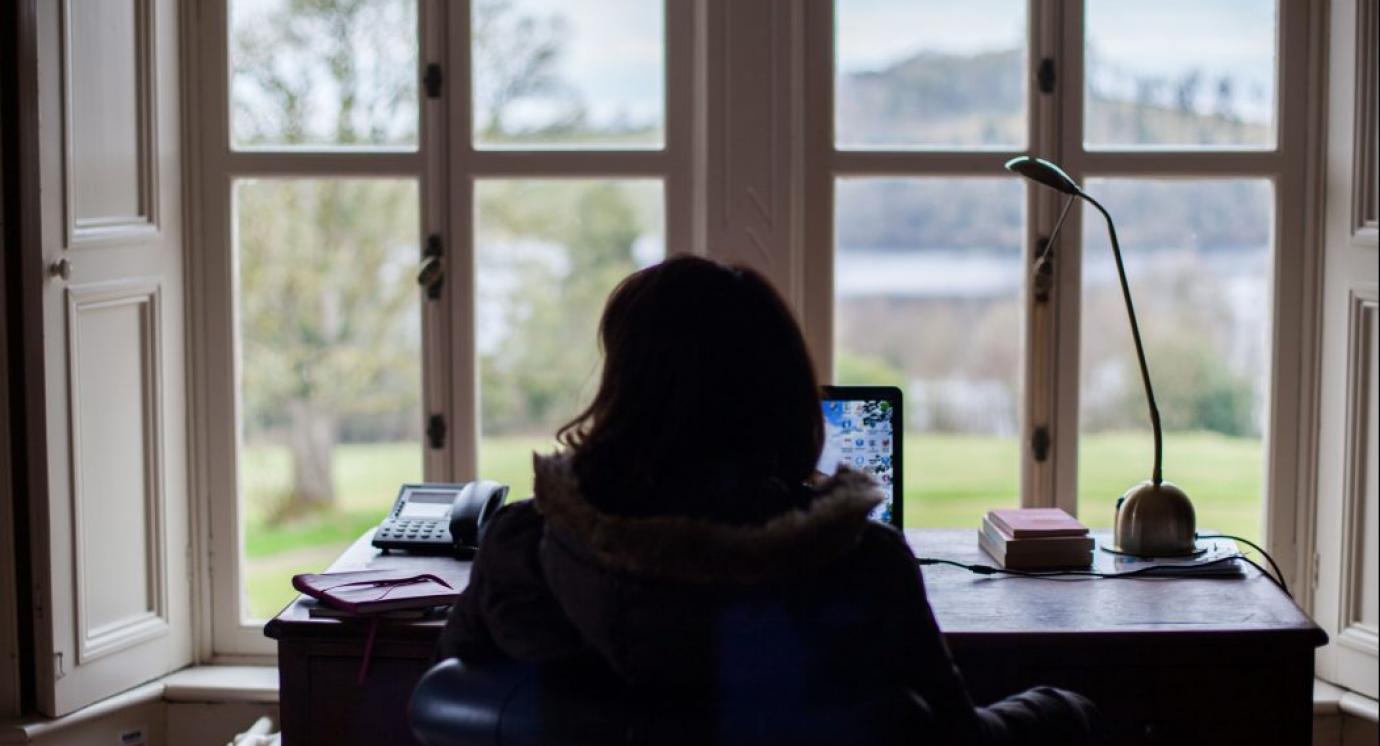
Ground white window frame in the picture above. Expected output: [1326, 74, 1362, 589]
[188, 0, 694, 659]
[184, 0, 1322, 661]
[800, 0, 1322, 594]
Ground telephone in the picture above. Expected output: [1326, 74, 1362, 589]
[372, 481, 509, 556]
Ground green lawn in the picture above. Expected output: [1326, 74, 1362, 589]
[242, 432, 1263, 619]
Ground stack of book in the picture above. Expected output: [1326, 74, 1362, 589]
[980, 508, 1093, 570]
[292, 569, 459, 616]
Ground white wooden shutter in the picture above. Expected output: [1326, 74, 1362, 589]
[29, 0, 192, 716]
[1314, 0, 1380, 702]
[0, 75, 21, 719]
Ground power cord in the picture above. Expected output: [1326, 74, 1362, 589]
[917, 533, 1293, 599]
[1195, 533, 1290, 597]
[914, 555, 1245, 579]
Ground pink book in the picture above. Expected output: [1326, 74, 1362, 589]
[986, 508, 1088, 538]
[292, 570, 458, 615]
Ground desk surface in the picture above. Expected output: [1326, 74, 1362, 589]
[266, 527, 1326, 746]
[911, 529, 1324, 643]
[266, 527, 1324, 646]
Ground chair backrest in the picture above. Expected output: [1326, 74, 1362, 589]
[409, 657, 934, 746]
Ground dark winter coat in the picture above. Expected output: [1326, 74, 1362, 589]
[438, 453, 1102, 745]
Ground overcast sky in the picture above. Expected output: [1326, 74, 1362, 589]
[234, 0, 1278, 133]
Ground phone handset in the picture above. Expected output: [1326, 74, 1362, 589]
[450, 480, 508, 552]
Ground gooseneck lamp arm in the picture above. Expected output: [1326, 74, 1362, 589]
[1081, 192, 1164, 487]
[1038, 195, 1075, 264]
[1005, 156, 1164, 487]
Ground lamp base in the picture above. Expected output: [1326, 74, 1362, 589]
[1099, 544, 1207, 559]
[1112, 480, 1197, 557]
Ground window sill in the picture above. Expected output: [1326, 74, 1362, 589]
[0, 681, 164, 742]
[161, 665, 278, 704]
[3, 670, 1367, 739]
[0, 666, 278, 742]
[1315, 678, 1379, 722]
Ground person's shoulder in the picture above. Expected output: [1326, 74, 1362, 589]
[836, 522, 927, 595]
[855, 521, 916, 563]
[478, 498, 544, 547]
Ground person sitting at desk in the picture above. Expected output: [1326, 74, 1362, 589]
[437, 256, 1103, 745]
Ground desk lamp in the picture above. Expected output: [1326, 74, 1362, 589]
[1005, 156, 1197, 557]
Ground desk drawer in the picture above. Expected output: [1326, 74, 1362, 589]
[950, 637, 1314, 745]
[279, 639, 435, 746]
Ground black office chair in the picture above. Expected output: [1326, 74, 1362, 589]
[409, 657, 933, 746]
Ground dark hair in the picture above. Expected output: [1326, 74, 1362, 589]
[558, 256, 823, 524]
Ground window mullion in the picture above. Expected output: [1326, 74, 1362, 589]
[662, 0, 695, 258]
[1024, 0, 1069, 511]
[420, 0, 451, 484]
[1047, 0, 1086, 516]
[446, 0, 478, 483]
[218, 151, 424, 177]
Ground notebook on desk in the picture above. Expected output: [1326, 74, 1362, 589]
[292, 569, 459, 615]
[303, 598, 451, 620]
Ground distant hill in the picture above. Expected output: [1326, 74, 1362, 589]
[835, 49, 1273, 253]
[837, 49, 1024, 146]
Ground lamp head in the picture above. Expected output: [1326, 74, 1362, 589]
[1004, 156, 1082, 196]
[1113, 480, 1197, 557]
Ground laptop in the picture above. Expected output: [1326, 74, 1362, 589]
[816, 386, 903, 529]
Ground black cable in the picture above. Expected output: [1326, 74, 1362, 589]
[1197, 533, 1290, 598]
[1237, 556, 1290, 597]
[920, 537, 1293, 598]
[915, 555, 1247, 580]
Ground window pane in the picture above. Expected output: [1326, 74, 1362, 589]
[835, 0, 1027, 149]
[473, 0, 664, 148]
[230, 0, 418, 149]
[1077, 179, 1272, 544]
[476, 180, 664, 498]
[835, 178, 1025, 528]
[1084, 0, 1277, 148]
[236, 179, 422, 621]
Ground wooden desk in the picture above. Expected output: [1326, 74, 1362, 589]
[265, 530, 469, 746]
[913, 530, 1326, 744]
[266, 528, 1325, 745]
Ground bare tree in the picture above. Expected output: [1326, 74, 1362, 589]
[235, 0, 568, 512]
[471, 0, 572, 139]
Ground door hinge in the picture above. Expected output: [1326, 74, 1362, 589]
[418, 234, 444, 300]
[1037, 57, 1056, 94]
[1310, 551, 1320, 594]
[424, 63, 444, 98]
[426, 414, 447, 450]
[1032, 236, 1055, 304]
[1031, 426, 1051, 462]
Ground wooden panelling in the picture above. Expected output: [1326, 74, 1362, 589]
[31, 0, 188, 716]
[0, 74, 19, 719]
[62, 0, 157, 245]
[1353, 0, 1378, 239]
[703, 0, 797, 300]
[1338, 290, 1378, 657]
[65, 280, 168, 663]
[1315, 0, 1380, 702]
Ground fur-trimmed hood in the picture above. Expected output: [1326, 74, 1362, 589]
[531, 452, 883, 584]
[440, 455, 1099, 741]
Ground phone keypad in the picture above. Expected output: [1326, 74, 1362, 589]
[375, 519, 449, 543]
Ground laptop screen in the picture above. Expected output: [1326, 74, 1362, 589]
[816, 386, 903, 528]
